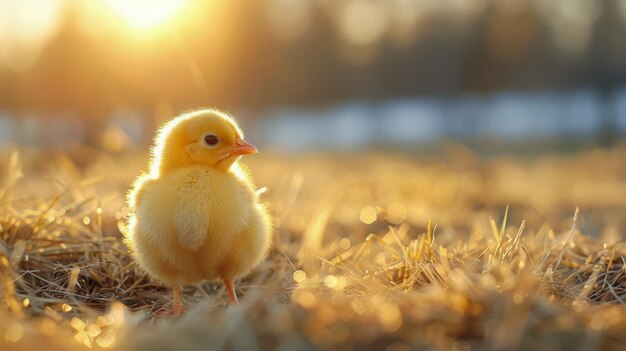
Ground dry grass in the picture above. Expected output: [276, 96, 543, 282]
[1, 145, 626, 350]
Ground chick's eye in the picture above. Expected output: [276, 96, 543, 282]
[202, 134, 219, 147]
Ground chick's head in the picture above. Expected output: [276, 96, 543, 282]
[151, 109, 258, 175]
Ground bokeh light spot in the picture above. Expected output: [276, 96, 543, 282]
[266, 0, 312, 40]
[293, 290, 316, 308]
[5, 322, 24, 342]
[377, 303, 402, 332]
[293, 270, 307, 283]
[386, 202, 407, 224]
[323, 275, 338, 288]
[339, 237, 351, 250]
[96, 328, 116, 348]
[360, 206, 377, 224]
[339, 0, 389, 46]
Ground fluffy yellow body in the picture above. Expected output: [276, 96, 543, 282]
[124, 109, 272, 311]
[127, 164, 271, 286]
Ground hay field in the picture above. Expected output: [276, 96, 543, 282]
[1, 145, 626, 350]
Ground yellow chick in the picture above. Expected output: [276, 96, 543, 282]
[125, 109, 271, 315]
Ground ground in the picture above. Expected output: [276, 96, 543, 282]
[1, 144, 626, 350]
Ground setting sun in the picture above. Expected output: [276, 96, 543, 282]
[105, 0, 187, 29]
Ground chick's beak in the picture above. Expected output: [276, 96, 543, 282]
[222, 139, 258, 158]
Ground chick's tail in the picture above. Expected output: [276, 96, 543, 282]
[119, 214, 138, 255]
[117, 210, 134, 247]
[121, 173, 154, 253]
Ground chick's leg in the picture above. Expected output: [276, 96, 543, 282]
[155, 286, 186, 316]
[171, 286, 186, 314]
[224, 278, 239, 305]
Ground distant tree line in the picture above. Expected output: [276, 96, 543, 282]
[0, 0, 624, 124]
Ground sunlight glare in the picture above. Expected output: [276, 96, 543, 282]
[0, 0, 65, 71]
[105, 0, 187, 29]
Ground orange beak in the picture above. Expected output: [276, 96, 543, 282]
[221, 139, 258, 158]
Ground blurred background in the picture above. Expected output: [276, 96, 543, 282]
[0, 0, 626, 152]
